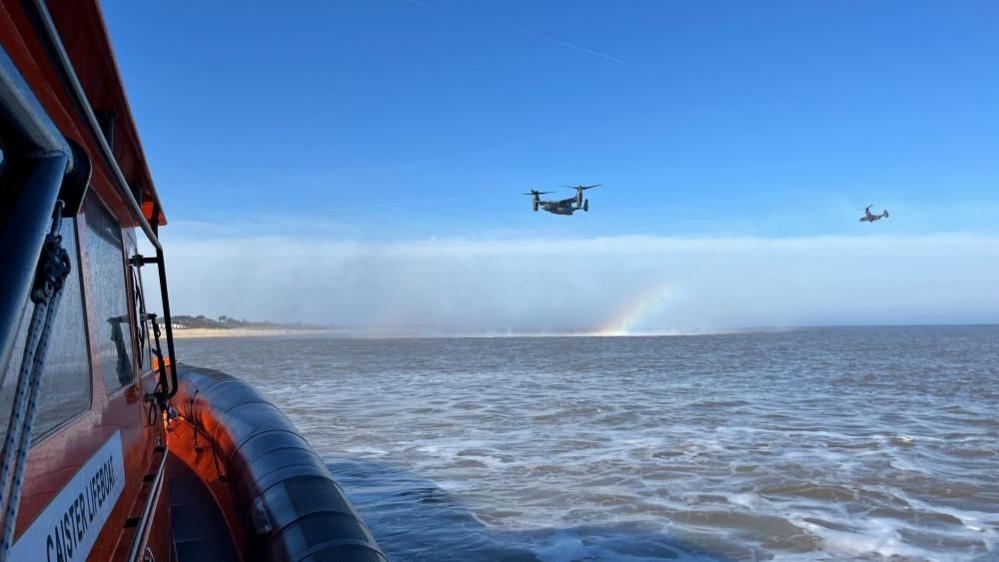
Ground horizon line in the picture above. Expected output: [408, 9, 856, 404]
[170, 321, 999, 341]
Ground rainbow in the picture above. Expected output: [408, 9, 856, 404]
[596, 283, 673, 336]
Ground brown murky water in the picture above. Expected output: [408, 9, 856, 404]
[178, 326, 999, 561]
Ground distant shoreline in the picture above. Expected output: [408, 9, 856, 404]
[166, 323, 998, 340]
[170, 327, 345, 339]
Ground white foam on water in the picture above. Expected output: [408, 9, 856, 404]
[531, 530, 723, 562]
[792, 516, 924, 560]
[176, 329, 999, 561]
[726, 492, 765, 510]
[901, 495, 999, 547]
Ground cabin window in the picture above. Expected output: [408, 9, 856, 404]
[83, 194, 137, 393]
[0, 216, 92, 441]
[125, 234, 152, 372]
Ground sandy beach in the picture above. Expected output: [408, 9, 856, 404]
[169, 327, 344, 339]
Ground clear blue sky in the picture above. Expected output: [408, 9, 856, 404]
[104, 0, 999, 240]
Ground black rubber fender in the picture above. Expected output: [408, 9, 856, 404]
[173, 365, 388, 562]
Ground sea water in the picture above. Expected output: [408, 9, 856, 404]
[177, 326, 999, 561]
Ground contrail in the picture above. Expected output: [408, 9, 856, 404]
[517, 29, 626, 65]
[401, 0, 625, 65]
[404, 0, 453, 15]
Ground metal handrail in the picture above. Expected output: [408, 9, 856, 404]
[20, 0, 178, 396]
[125, 447, 167, 562]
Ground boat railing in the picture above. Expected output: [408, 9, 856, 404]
[15, 0, 180, 402]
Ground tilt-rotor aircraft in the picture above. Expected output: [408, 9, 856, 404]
[859, 205, 890, 223]
[524, 184, 602, 215]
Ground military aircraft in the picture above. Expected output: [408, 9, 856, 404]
[523, 184, 601, 215]
[859, 205, 890, 223]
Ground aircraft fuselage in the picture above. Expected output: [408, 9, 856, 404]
[539, 197, 586, 215]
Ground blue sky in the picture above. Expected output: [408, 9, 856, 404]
[105, 0, 999, 239]
[106, 2, 999, 330]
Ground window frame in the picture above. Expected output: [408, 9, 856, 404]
[81, 192, 144, 397]
[124, 228, 154, 378]
[32, 213, 95, 442]
[0, 212, 96, 446]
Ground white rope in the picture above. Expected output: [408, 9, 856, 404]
[0, 302, 47, 519]
[0, 204, 69, 562]
[0, 291, 62, 560]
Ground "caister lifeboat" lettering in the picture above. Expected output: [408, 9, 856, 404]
[9, 432, 125, 562]
[45, 455, 117, 562]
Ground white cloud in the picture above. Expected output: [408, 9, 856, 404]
[144, 233, 999, 335]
